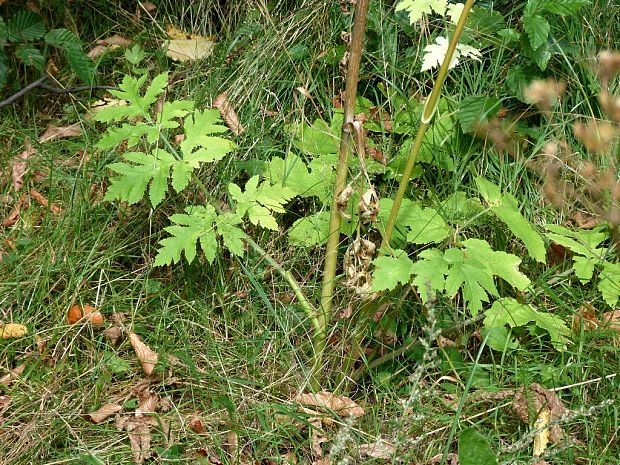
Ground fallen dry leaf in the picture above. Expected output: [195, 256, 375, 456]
[224, 430, 238, 457]
[188, 414, 206, 433]
[129, 333, 159, 375]
[570, 211, 599, 229]
[104, 326, 123, 346]
[38, 122, 82, 144]
[532, 407, 550, 457]
[165, 26, 215, 62]
[602, 310, 620, 330]
[0, 364, 26, 386]
[85, 403, 123, 423]
[312, 458, 330, 465]
[359, 440, 396, 459]
[11, 142, 36, 191]
[213, 91, 245, 135]
[136, 389, 159, 416]
[0, 323, 28, 339]
[87, 34, 132, 59]
[126, 417, 158, 464]
[67, 304, 104, 326]
[295, 86, 314, 100]
[513, 383, 567, 444]
[294, 391, 364, 418]
[572, 303, 599, 333]
[29, 188, 62, 214]
[0, 395, 9, 416]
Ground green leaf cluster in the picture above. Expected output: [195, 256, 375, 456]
[0, 11, 94, 87]
[96, 73, 235, 208]
[545, 225, 620, 306]
[483, 297, 571, 351]
[372, 238, 531, 315]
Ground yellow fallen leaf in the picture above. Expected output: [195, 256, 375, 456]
[165, 38, 215, 62]
[0, 323, 28, 339]
[85, 403, 123, 423]
[533, 408, 550, 457]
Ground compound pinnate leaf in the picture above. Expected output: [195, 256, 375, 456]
[154, 205, 218, 266]
[484, 298, 571, 351]
[96, 73, 168, 122]
[104, 149, 175, 207]
[458, 428, 497, 465]
[229, 176, 295, 230]
[371, 251, 414, 292]
[216, 213, 245, 257]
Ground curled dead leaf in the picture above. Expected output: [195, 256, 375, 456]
[11, 143, 36, 192]
[213, 91, 245, 135]
[602, 310, 620, 330]
[572, 303, 599, 333]
[126, 417, 158, 464]
[38, 123, 82, 144]
[85, 403, 123, 423]
[358, 440, 396, 459]
[512, 383, 566, 443]
[336, 184, 354, 220]
[2, 194, 29, 227]
[104, 326, 123, 346]
[129, 333, 159, 375]
[29, 188, 62, 214]
[188, 414, 206, 433]
[87, 35, 132, 59]
[0, 323, 28, 339]
[532, 407, 551, 457]
[294, 391, 364, 418]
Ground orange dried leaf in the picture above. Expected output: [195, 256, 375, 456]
[129, 333, 159, 375]
[602, 310, 620, 330]
[188, 414, 206, 433]
[29, 188, 62, 214]
[38, 123, 82, 144]
[85, 403, 123, 423]
[213, 91, 245, 135]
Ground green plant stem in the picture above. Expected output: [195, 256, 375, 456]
[314, 0, 370, 390]
[380, 0, 475, 249]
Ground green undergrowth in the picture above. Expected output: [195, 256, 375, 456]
[1, 0, 619, 464]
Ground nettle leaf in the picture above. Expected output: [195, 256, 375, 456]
[456, 96, 502, 133]
[154, 205, 218, 266]
[104, 149, 176, 207]
[523, 14, 550, 50]
[484, 297, 571, 351]
[476, 177, 545, 263]
[229, 176, 296, 230]
[371, 250, 414, 292]
[396, 0, 448, 24]
[288, 211, 331, 246]
[289, 118, 339, 156]
[95, 73, 168, 122]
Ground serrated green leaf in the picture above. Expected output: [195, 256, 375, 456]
[0, 17, 8, 44]
[180, 109, 234, 163]
[463, 239, 531, 290]
[142, 72, 168, 109]
[7, 11, 44, 41]
[154, 100, 193, 131]
[458, 429, 497, 465]
[0, 49, 8, 88]
[289, 118, 339, 156]
[154, 205, 218, 266]
[522, 35, 552, 70]
[396, 0, 448, 23]
[44, 29, 94, 84]
[288, 211, 330, 246]
[104, 149, 175, 207]
[444, 247, 498, 314]
[545, 224, 606, 259]
[540, 0, 590, 15]
[456, 96, 502, 133]
[229, 176, 295, 230]
[573, 255, 596, 283]
[598, 261, 620, 307]
[96, 123, 151, 149]
[14, 44, 44, 70]
[216, 213, 245, 256]
[404, 205, 450, 244]
[371, 251, 414, 292]
[476, 177, 545, 262]
[266, 153, 334, 202]
[484, 297, 571, 350]
[505, 64, 543, 102]
[523, 14, 550, 49]
[410, 248, 448, 300]
[125, 44, 145, 65]
[482, 326, 519, 351]
[95, 74, 149, 122]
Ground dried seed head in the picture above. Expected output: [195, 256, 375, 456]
[597, 51, 620, 86]
[336, 184, 354, 220]
[599, 90, 620, 123]
[524, 79, 566, 112]
[573, 120, 618, 154]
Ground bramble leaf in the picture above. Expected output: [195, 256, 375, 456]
[523, 14, 549, 50]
